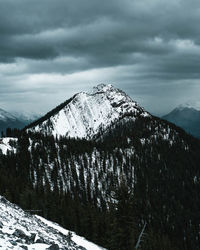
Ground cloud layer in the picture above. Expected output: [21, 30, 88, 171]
[0, 0, 200, 115]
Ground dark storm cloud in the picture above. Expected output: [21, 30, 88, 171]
[0, 1, 199, 66]
[1, 0, 200, 114]
[0, 0, 198, 62]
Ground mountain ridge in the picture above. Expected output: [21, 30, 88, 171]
[26, 84, 149, 139]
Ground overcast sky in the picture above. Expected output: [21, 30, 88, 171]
[0, 0, 200, 116]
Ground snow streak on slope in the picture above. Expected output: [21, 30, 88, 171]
[0, 137, 17, 155]
[0, 195, 106, 250]
[28, 84, 149, 139]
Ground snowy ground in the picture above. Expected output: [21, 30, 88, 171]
[0, 195, 107, 250]
[36, 216, 107, 250]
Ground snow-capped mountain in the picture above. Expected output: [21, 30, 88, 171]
[177, 101, 200, 111]
[0, 195, 106, 250]
[0, 108, 35, 134]
[0, 108, 17, 122]
[162, 104, 200, 138]
[4, 105, 200, 249]
[13, 111, 41, 123]
[27, 84, 149, 139]
[2, 85, 200, 249]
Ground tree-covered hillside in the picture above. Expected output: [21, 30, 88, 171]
[1, 116, 200, 249]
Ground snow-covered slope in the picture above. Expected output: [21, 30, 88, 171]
[36, 216, 106, 250]
[0, 137, 17, 155]
[27, 84, 149, 139]
[0, 195, 106, 250]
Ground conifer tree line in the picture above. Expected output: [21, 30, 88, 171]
[0, 116, 200, 249]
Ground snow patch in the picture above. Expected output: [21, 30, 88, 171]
[0, 137, 17, 154]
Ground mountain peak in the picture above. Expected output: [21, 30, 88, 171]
[91, 83, 113, 94]
[176, 101, 200, 111]
[27, 84, 150, 139]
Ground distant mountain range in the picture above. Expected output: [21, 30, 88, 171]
[162, 104, 200, 138]
[0, 108, 40, 135]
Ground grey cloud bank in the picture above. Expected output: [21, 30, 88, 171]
[0, 0, 200, 116]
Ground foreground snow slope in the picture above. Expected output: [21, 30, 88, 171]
[0, 195, 106, 250]
[37, 216, 107, 250]
[28, 84, 149, 139]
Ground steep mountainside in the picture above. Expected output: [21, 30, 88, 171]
[162, 106, 200, 138]
[26, 84, 149, 139]
[2, 118, 200, 249]
[0, 195, 106, 250]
